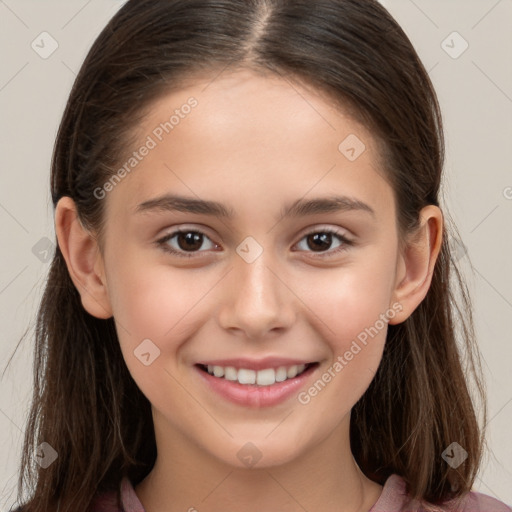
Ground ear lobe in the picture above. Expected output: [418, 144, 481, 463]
[55, 196, 113, 319]
[388, 205, 443, 325]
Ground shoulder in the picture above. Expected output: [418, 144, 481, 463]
[8, 495, 122, 512]
[90, 476, 145, 512]
[370, 474, 512, 512]
[457, 489, 512, 512]
[8, 482, 131, 512]
[89, 489, 120, 512]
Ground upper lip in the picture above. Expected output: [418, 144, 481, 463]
[196, 357, 317, 371]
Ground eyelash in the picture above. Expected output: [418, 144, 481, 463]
[155, 227, 354, 259]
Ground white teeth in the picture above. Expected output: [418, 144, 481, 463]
[204, 363, 310, 386]
[287, 365, 298, 378]
[213, 365, 224, 378]
[224, 366, 238, 381]
[256, 368, 276, 386]
[238, 369, 256, 384]
[275, 367, 288, 382]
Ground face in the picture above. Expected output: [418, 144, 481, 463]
[95, 68, 407, 469]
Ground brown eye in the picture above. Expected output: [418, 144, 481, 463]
[157, 229, 218, 258]
[295, 229, 353, 257]
[306, 232, 334, 252]
[175, 232, 204, 251]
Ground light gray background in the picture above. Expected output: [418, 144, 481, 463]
[1, 0, 511, 508]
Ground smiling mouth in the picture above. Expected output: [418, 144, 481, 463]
[196, 362, 318, 387]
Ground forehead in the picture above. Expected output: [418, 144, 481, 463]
[141, 68, 365, 145]
[106, 68, 393, 220]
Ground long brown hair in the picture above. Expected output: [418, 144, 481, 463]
[7, 0, 487, 510]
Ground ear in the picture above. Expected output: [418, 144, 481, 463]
[388, 205, 443, 325]
[55, 196, 113, 319]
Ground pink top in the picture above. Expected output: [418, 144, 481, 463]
[90, 473, 512, 512]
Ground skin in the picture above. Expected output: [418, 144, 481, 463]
[55, 68, 443, 512]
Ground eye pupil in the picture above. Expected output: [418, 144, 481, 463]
[308, 233, 332, 252]
[163, 229, 346, 258]
[178, 232, 203, 251]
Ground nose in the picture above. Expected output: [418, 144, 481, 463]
[217, 250, 296, 340]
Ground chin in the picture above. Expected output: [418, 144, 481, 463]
[215, 436, 307, 471]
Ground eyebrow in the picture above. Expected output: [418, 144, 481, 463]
[134, 194, 376, 220]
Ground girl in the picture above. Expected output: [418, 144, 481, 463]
[9, 1, 511, 511]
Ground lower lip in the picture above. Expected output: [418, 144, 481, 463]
[195, 364, 318, 408]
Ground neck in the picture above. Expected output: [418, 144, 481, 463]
[135, 414, 383, 512]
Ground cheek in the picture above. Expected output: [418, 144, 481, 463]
[106, 261, 203, 403]
[294, 269, 393, 420]
[298, 259, 396, 349]
[293, 259, 396, 411]
[106, 257, 206, 343]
